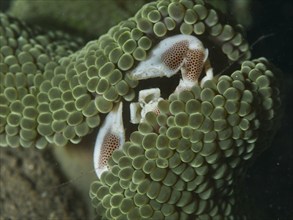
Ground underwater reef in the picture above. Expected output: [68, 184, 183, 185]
[1, 0, 292, 219]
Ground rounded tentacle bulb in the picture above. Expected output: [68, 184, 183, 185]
[0, 0, 250, 148]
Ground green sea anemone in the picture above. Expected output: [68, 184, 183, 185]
[89, 56, 282, 218]
[0, 0, 283, 219]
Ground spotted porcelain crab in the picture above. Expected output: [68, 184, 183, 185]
[93, 34, 213, 178]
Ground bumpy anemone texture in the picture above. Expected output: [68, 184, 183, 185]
[0, 13, 85, 148]
[0, 0, 283, 219]
[0, 0, 252, 149]
[90, 58, 282, 219]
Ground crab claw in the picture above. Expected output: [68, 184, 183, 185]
[93, 102, 125, 178]
[129, 34, 213, 92]
[130, 34, 208, 79]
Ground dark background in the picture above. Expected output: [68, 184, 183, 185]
[243, 1, 293, 220]
[1, 0, 292, 219]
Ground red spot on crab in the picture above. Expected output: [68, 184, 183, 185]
[98, 132, 120, 169]
[161, 40, 205, 83]
[185, 49, 205, 81]
[161, 40, 189, 70]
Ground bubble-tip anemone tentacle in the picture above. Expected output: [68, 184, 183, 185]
[0, 0, 251, 148]
[0, 13, 84, 148]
